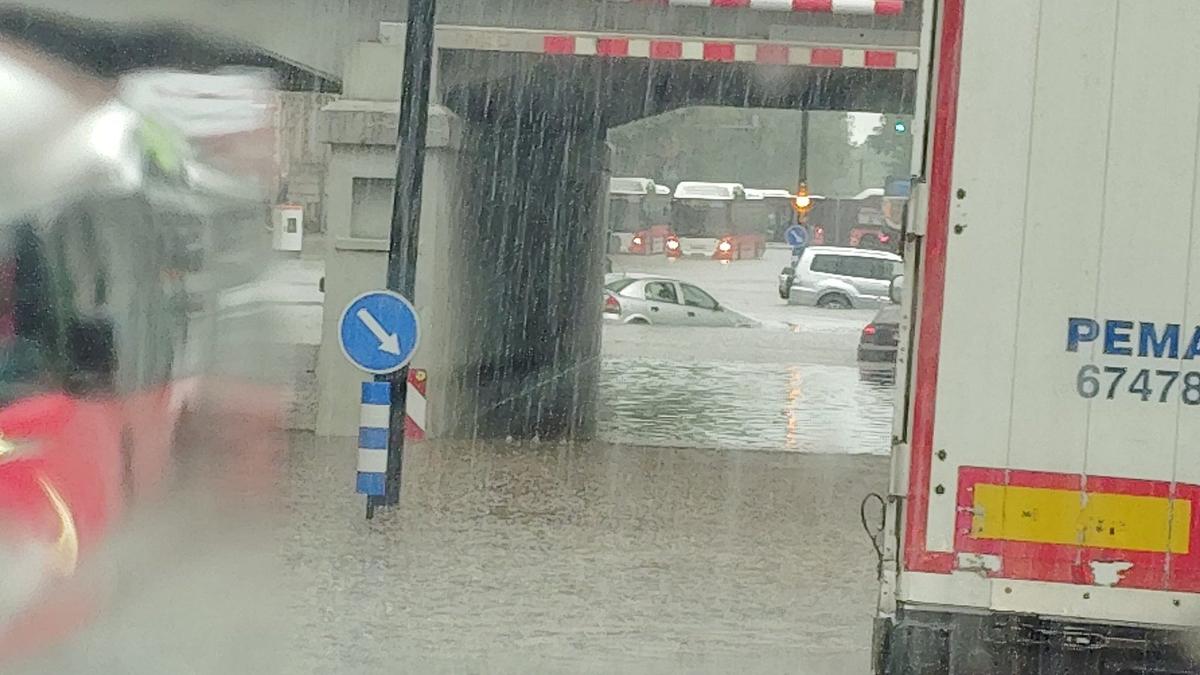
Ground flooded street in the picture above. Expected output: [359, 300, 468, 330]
[600, 357, 893, 453]
[19, 436, 888, 674]
[16, 250, 896, 674]
[276, 436, 890, 673]
[601, 249, 895, 455]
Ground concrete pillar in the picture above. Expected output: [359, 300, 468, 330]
[317, 37, 608, 441]
[446, 95, 609, 440]
[314, 97, 465, 437]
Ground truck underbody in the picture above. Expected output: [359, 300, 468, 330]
[876, 606, 1200, 675]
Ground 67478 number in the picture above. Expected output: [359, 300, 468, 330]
[1076, 365, 1200, 404]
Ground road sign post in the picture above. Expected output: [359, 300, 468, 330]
[339, 291, 421, 518]
[784, 225, 808, 259]
[382, 0, 437, 512]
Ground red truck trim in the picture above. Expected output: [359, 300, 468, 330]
[953, 467, 1200, 591]
[903, 0, 964, 574]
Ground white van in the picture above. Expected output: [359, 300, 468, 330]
[779, 246, 901, 309]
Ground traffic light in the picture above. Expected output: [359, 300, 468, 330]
[893, 118, 908, 134]
[792, 183, 813, 216]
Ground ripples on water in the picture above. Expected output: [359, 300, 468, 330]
[599, 358, 894, 455]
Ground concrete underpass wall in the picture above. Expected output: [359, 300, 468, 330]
[315, 102, 466, 437]
[315, 33, 610, 441]
[447, 109, 608, 440]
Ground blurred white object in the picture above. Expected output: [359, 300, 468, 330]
[272, 204, 304, 252]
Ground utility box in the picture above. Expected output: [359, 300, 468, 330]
[272, 203, 304, 252]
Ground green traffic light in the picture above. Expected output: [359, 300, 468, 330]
[894, 119, 908, 134]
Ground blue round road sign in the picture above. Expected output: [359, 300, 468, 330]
[784, 225, 808, 248]
[338, 290, 421, 375]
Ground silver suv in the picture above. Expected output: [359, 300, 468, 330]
[778, 246, 902, 309]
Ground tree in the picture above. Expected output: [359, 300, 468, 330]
[607, 107, 861, 195]
[861, 117, 914, 181]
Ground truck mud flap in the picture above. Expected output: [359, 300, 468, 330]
[875, 607, 1200, 674]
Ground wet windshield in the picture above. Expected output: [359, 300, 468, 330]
[0, 2, 960, 673]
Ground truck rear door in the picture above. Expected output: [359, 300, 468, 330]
[900, 0, 1200, 630]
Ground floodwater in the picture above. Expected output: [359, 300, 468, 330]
[14, 251, 896, 674]
[600, 356, 893, 454]
[600, 249, 895, 455]
[17, 436, 889, 674]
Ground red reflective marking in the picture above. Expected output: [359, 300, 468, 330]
[874, 0, 905, 15]
[756, 44, 789, 65]
[791, 0, 833, 11]
[703, 42, 735, 62]
[649, 41, 683, 59]
[864, 50, 898, 69]
[543, 35, 576, 54]
[404, 416, 425, 442]
[407, 369, 428, 397]
[809, 48, 843, 67]
[903, 0, 965, 576]
[952, 467, 1200, 592]
[596, 38, 630, 56]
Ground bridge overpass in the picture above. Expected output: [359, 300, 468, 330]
[11, 0, 921, 80]
[6, 1, 927, 439]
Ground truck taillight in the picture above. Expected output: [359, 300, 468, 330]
[631, 235, 643, 246]
[717, 240, 733, 253]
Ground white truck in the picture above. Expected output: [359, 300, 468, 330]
[875, 0, 1200, 672]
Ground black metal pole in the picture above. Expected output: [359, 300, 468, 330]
[798, 108, 810, 186]
[374, 0, 437, 514]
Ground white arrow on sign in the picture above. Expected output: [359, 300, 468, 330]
[356, 308, 402, 355]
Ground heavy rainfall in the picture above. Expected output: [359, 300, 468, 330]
[3, 1, 938, 673]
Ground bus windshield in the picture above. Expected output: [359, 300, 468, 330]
[607, 196, 642, 233]
[671, 199, 731, 237]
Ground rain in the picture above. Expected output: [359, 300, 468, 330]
[0, 1, 926, 673]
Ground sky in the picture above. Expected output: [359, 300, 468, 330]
[848, 112, 883, 145]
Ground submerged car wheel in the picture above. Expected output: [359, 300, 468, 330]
[818, 293, 851, 309]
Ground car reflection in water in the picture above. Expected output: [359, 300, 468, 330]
[603, 273, 759, 327]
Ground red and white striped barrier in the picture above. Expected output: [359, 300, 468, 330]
[613, 0, 904, 15]
[404, 369, 427, 442]
[430, 25, 918, 70]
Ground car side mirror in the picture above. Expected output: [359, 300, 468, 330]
[780, 266, 794, 275]
[889, 275, 904, 305]
[67, 317, 116, 391]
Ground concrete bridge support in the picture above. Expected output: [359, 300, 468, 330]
[448, 83, 609, 440]
[314, 96, 468, 437]
[315, 41, 608, 441]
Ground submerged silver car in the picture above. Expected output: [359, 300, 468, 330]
[603, 275, 756, 327]
[779, 246, 902, 309]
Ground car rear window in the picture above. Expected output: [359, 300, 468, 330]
[810, 254, 895, 280]
[605, 278, 636, 293]
[874, 305, 902, 325]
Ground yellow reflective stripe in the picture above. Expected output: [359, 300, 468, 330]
[971, 483, 1190, 554]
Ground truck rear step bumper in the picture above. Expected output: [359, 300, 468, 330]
[875, 606, 1200, 674]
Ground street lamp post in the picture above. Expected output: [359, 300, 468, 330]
[374, 0, 437, 515]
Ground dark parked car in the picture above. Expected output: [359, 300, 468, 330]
[858, 303, 901, 381]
